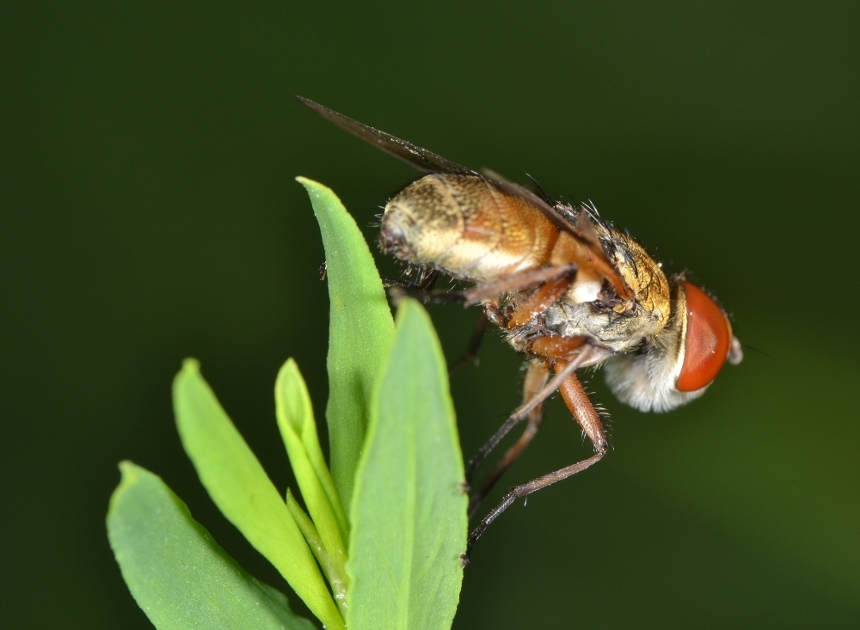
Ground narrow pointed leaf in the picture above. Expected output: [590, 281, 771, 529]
[276, 359, 348, 540]
[275, 358, 349, 612]
[173, 359, 345, 630]
[286, 490, 349, 618]
[107, 462, 316, 630]
[348, 299, 468, 630]
[298, 177, 394, 513]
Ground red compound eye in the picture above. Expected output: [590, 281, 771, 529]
[676, 281, 732, 392]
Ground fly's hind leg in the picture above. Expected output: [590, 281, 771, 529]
[467, 359, 549, 518]
[464, 339, 593, 491]
[464, 353, 586, 489]
[465, 359, 609, 563]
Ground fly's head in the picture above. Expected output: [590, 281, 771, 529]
[604, 278, 742, 413]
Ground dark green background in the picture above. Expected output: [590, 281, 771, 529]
[4, 2, 859, 628]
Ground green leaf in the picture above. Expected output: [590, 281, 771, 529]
[276, 359, 349, 616]
[286, 490, 348, 616]
[107, 462, 316, 630]
[298, 177, 394, 513]
[173, 359, 345, 630]
[276, 358, 348, 544]
[347, 299, 468, 630]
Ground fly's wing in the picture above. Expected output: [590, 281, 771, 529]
[297, 96, 476, 176]
[481, 169, 633, 300]
[481, 167, 568, 226]
[298, 96, 632, 299]
[298, 96, 574, 229]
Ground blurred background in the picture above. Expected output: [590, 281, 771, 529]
[3, 1, 859, 628]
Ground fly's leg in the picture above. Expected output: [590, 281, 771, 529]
[505, 275, 574, 328]
[382, 268, 439, 292]
[465, 346, 591, 486]
[467, 360, 549, 518]
[460, 264, 577, 306]
[393, 266, 577, 375]
[390, 264, 579, 308]
[465, 360, 609, 563]
[448, 310, 489, 376]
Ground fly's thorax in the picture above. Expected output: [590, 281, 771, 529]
[605, 230, 671, 327]
[379, 173, 558, 283]
[539, 233, 671, 350]
[541, 296, 667, 352]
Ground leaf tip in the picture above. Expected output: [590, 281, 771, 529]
[173, 358, 203, 398]
[180, 357, 201, 374]
[117, 460, 141, 484]
[108, 461, 145, 520]
[296, 176, 329, 198]
[394, 296, 432, 330]
[274, 357, 301, 396]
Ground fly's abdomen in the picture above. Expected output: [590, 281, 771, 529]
[380, 174, 558, 283]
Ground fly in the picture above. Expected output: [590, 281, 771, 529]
[298, 96, 743, 559]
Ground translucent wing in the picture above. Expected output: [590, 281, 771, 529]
[298, 97, 575, 229]
[297, 96, 476, 176]
[481, 169, 632, 299]
[298, 96, 632, 299]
